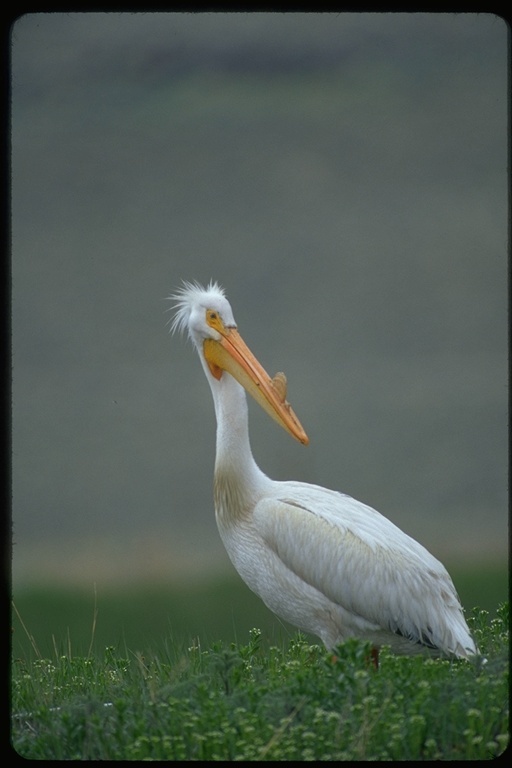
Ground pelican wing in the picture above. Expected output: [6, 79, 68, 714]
[253, 483, 474, 655]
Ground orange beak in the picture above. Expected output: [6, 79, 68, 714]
[203, 328, 309, 445]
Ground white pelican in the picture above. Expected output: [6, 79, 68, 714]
[170, 280, 476, 663]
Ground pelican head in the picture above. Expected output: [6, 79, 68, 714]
[170, 281, 309, 445]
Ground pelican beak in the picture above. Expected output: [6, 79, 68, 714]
[203, 329, 309, 445]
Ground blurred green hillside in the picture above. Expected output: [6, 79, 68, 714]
[12, 561, 508, 661]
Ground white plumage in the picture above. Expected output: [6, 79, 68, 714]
[171, 280, 476, 662]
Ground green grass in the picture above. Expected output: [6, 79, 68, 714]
[11, 604, 509, 760]
[11, 576, 301, 660]
[10, 561, 508, 660]
[10, 566, 509, 759]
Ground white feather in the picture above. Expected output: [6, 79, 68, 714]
[168, 280, 226, 337]
[172, 281, 477, 660]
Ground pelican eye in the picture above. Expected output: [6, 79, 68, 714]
[206, 309, 225, 333]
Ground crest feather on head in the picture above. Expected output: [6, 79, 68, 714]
[168, 280, 226, 337]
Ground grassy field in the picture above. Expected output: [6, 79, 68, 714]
[11, 565, 509, 759]
[11, 561, 508, 661]
[11, 604, 509, 760]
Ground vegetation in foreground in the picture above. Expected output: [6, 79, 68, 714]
[11, 603, 509, 761]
